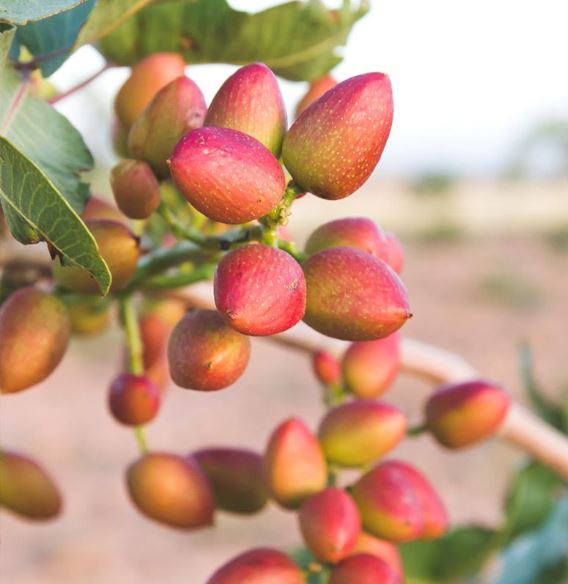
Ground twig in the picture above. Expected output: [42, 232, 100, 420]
[48, 62, 113, 105]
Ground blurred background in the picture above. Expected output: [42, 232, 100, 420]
[2, 0, 568, 582]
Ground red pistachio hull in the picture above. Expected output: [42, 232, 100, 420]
[305, 217, 390, 262]
[330, 554, 401, 584]
[128, 76, 207, 177]
[111, 159, 161, 219]
[299, 487, 361, 564]
[425, 380, 511, 449]
[115, 53, 186, 129]
[264, 417, 327, 509]
[214, 244, 306, 336]
[206, 63, 287, 156]
[0, 287, 71, 394]
[108, 373, 161, 426]
[318, 400, 407, 467]
[126, 453, 214, 529]
[170, 127, 286, 224]
[0, 451, 62, 520]
[312, 350, 342, 385]
[283, 73, 393, 200]
[193, 448, 268, 514]
[351, 461, 423, 543]
[207, 548, 305, 584]
[295, 74, 337, 117]
[303, 247, 411, 341]
[342, 333, 401, 398]
[167, 310, 251, 391]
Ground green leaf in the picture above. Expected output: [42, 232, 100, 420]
[9, 0, 95, 76]
[518, 344, 565, 430]
[0, 137, 111, 294]
[0, 1, 88, 25]
[97, 0, 368, 81]
[502, 461, 562, 542]
[0, 23, 15, 66]
[75, 0, 153, 48]
[401, 526, 498, 582]
[493, 496, 568, 584]
[0, 67, 93, 212]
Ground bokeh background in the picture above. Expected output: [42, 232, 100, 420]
[2, 0, 568, 582]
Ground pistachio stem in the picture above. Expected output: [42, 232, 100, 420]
[119, 295, 150, 455]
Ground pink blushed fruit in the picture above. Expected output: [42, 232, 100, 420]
[283, 73, 393, 200]
[111, 159, 161, 219]
[385, 231, 404, 274]
[351, 461, 423, 543]
[342, 333, 401, 398]
[126, 453, 214, 529]
[312, 350, 341, 385]
[303, 247, 411, 341]
[115, 53, 186, 129]
[207, 548, 304, 584]
[318, 400, 407, 467]
[0, 287, 71, 394]
[108, 373, 160, 426]
[425, 380, 511, 449]
[128, 76, 207, 177]
[167, 310, 251, 391]
[264, 418, 327, 509]
[169, 127, 285, 224]
[330, 554, 401, 584]
[305, 217, 390, 262]
[0, 451, 62, 520]
[299, 487, 361, 564]
[193, 448, 268, 514]
[295, 74, 337, 117]
[214, 244, 306, 336]
[206, 63, 287, 156]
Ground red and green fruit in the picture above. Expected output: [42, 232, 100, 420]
[351, 461, 423, 542]
[295, 74, 337, 117]
[318, 400, 407, 467]
[299, 487, 361, 564]
[312, 349, 341, 385]
[128, 76, 207, 177]
[303, 247, 411, 341]
[264, 417, 327, 509]
[0, 451, 62, 520]
[214, 244, 306, 336]
[193, 448, 268, 514]
[330, 553, 401, 584]
[305, 217, 390, 262]
[342, 333, 401, 398]
[425, 380, 511, 448]
[0, 287, 71, 394]
[207, 548, 305, 584]
[206, 63, 287, 156]
[351, 532, 403, 577]
[169, 127, 285, 224]
[114, 52, 186, 129]
[283, 73, 393, 200]
[126, 453, 214, 529]
[110, 159, 161, 219]
[108, 373, 161, 426]
[167, 309, 251, 391]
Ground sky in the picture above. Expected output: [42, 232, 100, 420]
[54, 0, 568, 178]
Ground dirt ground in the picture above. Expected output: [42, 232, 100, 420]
[2, 185, 568, 583]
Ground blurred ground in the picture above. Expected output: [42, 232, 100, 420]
[2, 180, 568, 583]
